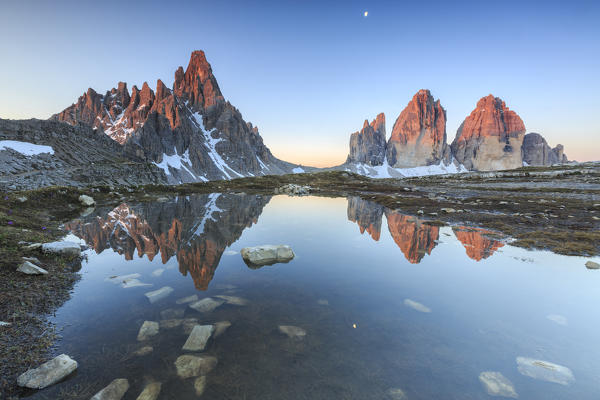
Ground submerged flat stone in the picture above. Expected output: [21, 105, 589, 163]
[160, 319, 183, 329]
[404, 299, 431, 313]
[133, 346, 153, 357]
[121, 278, 152, 288]
[215, 295, 248, 306]
[213, 321, 231, 338]
[106, 273, 140, 284]
[17, 261, 48, 275]
[41, 241, 81, 256]
[137, 321, 159, 341]
[182, 318, 200, 334]
[17, 354, 77, 389]
[176, 294, 199, 305]
[174, 355, 218, 379]
[547, 314, 568, 326]
[516, 357, 574, 385]
[279, 325, 306, 339]
[194, 376, 207, 396]
[145, 286, 173, 303]
[240, 245, 295, 267]
[160, 308, 185, 320]
[136, 382, 161, 400]
[585, 261, 600, 270]
[478, 371, 518, 398]
[189, 298, 224, 313]
[91, 378, 129, 400]
[386, 388, 407, 400]
[151, 268, 165, 277]
[182, 325, 214, 351]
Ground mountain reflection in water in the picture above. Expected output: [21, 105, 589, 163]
[66, 194, 506, 291]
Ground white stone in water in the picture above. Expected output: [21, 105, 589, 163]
[478, 371, 518, 398]
[151, 268, 165, 277]
[160, 308, 184, 320]
[137, 321, 159, 341]
[213, 321, 231, 338]
[585, 261, 600, 270]
[516, 357, 574, 385]
[145, 286, 173, 303]
[41, 241, 81, 256]
[386, 388, 407, 400]
[182, 325, 214, 351]
[547, 314, 568, 326]
[105, 273, 140, 284]
[404, 299, 431, 313]
[176, 294, 199, 305]
[174, 355, 218, 379]
[17, 261, 48, 275]
[215, 295, 248, 306]
[136, 381, 161, 400]
[194, 376, 207, 396]
[121, 278, 152, 288]
[91, 378, 129, 400]
[189, 298, 224, 313]
[240, 245, 295, 266]
[17, 354, 78, 389]
[133, 346, 153, 356]
[78, 194, 95, 206]
[279, 325, 306, 339]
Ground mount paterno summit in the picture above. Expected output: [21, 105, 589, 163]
[342, 90, 569, 178]
[52, 50, 301, 183]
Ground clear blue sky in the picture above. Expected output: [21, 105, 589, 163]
[1, 0, 598, 166]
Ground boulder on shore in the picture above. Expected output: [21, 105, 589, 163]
[41, 241, 81, 256]
[17, 354, 77, 389]
[17, 261, 48, 275]
[241, 245, 295, 267]
[78, 194, 95, 206]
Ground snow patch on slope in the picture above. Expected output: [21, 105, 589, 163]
[0, 140, 54, 156]
[348, 159, 467, 179]
[292, 167, 305, 173]
[154, 149, 207, 182]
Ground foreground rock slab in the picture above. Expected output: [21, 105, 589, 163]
[91, 378, 130, 400]
[136, 382, 161, 400]
[17, 354, 77, 389]
[241, 245, 295, 267]
[183, 325, 214, 351]
[174, 355, 218, 379]
[41, 241, 81, 256]
[189, 298, 224, 313]
[516, 357, 574, 385]
[144, 286, 173, 303]
[137, 321, 159, 341]
[478, 371, 518, 398]
[17, 261, 48, 275]
[279, 325, 306, 339]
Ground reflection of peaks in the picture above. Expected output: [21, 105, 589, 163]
[347, 196, 384, 241]
[66, 194, 270, 289]
[453, 226, 504, 261]
[385, 210, 439, 264]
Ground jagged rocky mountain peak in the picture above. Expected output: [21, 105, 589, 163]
[347, 113, 387, 166]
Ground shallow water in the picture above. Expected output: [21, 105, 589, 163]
[27, 194, 600, 399]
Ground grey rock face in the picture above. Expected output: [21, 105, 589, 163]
[17, 354, 78, 389]
[347, 113, 386, 166]
[522, 132, 569, 166]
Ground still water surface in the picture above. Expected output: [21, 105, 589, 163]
[29, 194, 600, 399]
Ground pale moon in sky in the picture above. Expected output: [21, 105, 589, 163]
[364, 11, 368, 17]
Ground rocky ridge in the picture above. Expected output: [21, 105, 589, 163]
[51, 50, 300, 183]
[522, 132, 568, 166]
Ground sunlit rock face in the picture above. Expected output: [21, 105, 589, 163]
[451, 95, 525, 171]
[346, 196, 384, 241]
[52, 51, 297, 183]
[384, 210, 439, 264]
[452, 227, 504, 261]
[65, 194, 270, 289]
[386, 90, 450, 168]
[347, 113, 387, 166]
[522, 132, 568, 166]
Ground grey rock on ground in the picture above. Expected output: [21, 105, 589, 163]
[17, 354, 77, 389]
[17, 261, 48, 275]
[478, 371, 518, 398]
[91, 378, 130, 400]
[174, 355, 218, 379]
